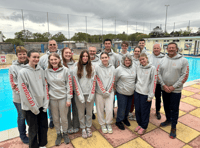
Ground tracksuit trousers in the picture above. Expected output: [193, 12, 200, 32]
[162, 91, 181, 129]
[75, 95, 94, 129]
[155, 84, 162, 113]
[134, 91, 151, 129]
[50, 98, 69, 134]
[116, 92, 133, 122]
[95, 92, 114, 126]
[22, 107, 48, 148]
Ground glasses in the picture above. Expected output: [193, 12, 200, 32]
[49, 44, 56, 46]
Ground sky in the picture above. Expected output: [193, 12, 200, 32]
[0, 0, 200, 39]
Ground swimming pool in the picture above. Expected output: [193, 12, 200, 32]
[0, 56, 200, 132]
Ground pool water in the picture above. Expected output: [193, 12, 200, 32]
[0, 56, 200, 132]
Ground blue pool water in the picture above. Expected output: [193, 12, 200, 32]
[0, 56, 200, 132]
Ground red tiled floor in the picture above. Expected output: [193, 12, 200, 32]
[149, 109, 166, 127]
[179, 114, 200, 132]
[179, 101, 197, 113]
[181, 95, 186, 99]
[98, 124, 137, 147]
[184, 87, 200, 93]
[151, 99, 163, 110]
[188, 135, 200, 148]
[0, 137, 28, 148]
[190, 94, 200, 100]
[141, 128, 185, 148]
[51, 143, 74, 148]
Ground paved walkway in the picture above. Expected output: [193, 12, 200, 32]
[0, 82, 200, 148]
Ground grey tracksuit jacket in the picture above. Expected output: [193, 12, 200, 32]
[91, 55, 100, 68]
[135, 63, 157, 101]
[9, 60, 27, 103]
[95, 62, 115, 98]
[45, 67, 73, 102]
[141, 48, 151, 57]
[158, 53, 189, 93]
[73, 65, 96, 103]
[18, 64, 49, 115]
[38, 49, 62, 70]
[100, 49, 119, 68]
[118, 51, 130, 64]
[132, 56, 140, 67]
[115, 63, 136, 96]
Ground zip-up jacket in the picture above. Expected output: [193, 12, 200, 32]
[115, 63, 136, 96]
[135, 63, 157, 101]
[118, 51, 130, 65]
[18, 64, 49, 115]
[158, 53, 189, 93]
[38, 49, 62, 70]
[9, 60, 26, 103]
[95, 62, 115, 98]
[100, 49, 119, 68]
[149, 52, 165, 83]
[73, 65, 96, 103]
[132, 56, 140, 67]
[45, 67, 73, 102]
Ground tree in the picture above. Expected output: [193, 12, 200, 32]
[52, 32, 67, 42]
[15, 30, 33, 41]
[5, 38, 24, 46]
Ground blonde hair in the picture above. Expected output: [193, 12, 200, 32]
[139, 53, 149, 63]
[16, 46, 27, 55]
[48, 53, 63, 69]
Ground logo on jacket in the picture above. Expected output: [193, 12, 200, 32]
[39, 75, 42, 79]
[57, 73, 62, 79]
[172, 63, 176, 67]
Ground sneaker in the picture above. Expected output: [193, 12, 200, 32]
[123, 119, 131, 126]
[107, 125, 113, 134]
[86, 128, 92, 137]
[39, 147, 46, 148]
[160, 120, 171, 127]
[49, 121, 54, 129]
[63, 132, 70, 144]
[138, 127, 146, 135]
[82, 129, 88, 139]
[129, 114, 136, 121]
[55, 133, 62, 146]
[101, 125, 108, 134]
[128, 112, 133, 117]
[115, 122, 125, 130]
[20, 134, 29, 145]
[134, 126, 141, 132]
[170, 128, 176, 139]
[73, 128, 79, 133]
[156, 112, 161, 120]
[67, 128, 73, 134]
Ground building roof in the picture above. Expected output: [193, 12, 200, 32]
[144, 36, 200, 40]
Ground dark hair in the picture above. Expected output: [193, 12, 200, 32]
[48, 53, 63, 69]
[27, 49, 39, 57]
[139, 38, 145, 42]
[16, 46, 27, 55]
[62, 47, 75, 68]
[100, 52, 109, 58]
[121, 41, 128, 47]
[77, 50, 93, 79]
[104, 39, 112, 44]
[134, 46, 142, 52]
[167, 42, 178, 49]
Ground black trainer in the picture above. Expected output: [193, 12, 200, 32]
[123, 119, 131, 126]
[156, 112, 161, 120]
[49, 121, 54, 129]
[63, 132, 70, 144]
[20, 134, 29, 145]
[115, 122, 125, 130]
[55, 133, 62, 146]
[160, 120, 171, 127]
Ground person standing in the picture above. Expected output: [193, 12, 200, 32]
[158, 42, 189, 139]
[115, 54, 136, 130]
[9, 46, 29, 145]
[138, 39, 151, 57]
[18, 50, 49, 148]
[45, 53, 72, 146]
[73, 50, 96, 139]
[148, 43, 165, 120]
[118, 41, 130, 64]
[62, 47, 80, 134]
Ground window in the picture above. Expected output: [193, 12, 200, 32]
[155, 40, 158, 42]
[189, 39, 192, 42]
[164, 40, 166, 42]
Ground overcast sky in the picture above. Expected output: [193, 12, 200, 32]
[1, 0, 200, 39]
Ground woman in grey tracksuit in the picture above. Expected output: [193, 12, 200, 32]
[95, 52, 115, 134]
[62, 47, 80, 134]
[73, 50, 96, 139]
[45, 53, 73, 146]
[115, 54, 136, 130]
[134, 53, 157, 135]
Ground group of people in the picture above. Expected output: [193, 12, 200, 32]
[9, 38, 189, 148]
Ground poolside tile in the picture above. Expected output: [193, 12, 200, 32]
[188, 135, 200, 148]
[0, 130, 8, 142]
[0, 137, 28, 148]
[179, 114, 200, 132]
[182, 90, 195, 96]
[149, 109, 167, 127]
[190, 94, 200, 100]
[141, 128, 185, 148]
[99, 124, 137, 147]
[182, 144, 193, 148]
[71, 131, 113, 148]
[190, 84, 200, 89]
[51, 143, 74, 148]
[161, 122, 200, 143]
[117, 137, 153, 148]
[179, 101, 197, 113]
[181, 97, 200, 107]
[181, 95, 186, 99]
[189, 108, 200, 118]
[183, 86, 200, 93]
[8, 127, 19, 140]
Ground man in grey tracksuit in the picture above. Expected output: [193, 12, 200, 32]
[158, 42, 189, 139]
[117, 41, 130, 65]
[148, 43, 165, 120]
[38, 39, 61, 128]
[138, 38, 151, 57]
